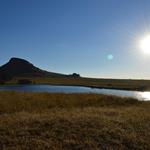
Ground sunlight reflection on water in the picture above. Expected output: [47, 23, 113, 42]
[137, 92, 150, 101]
[0, 85, 150, 101]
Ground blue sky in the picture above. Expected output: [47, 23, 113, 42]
[1, 0, 150, 79]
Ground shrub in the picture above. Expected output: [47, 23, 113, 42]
[72, 73, 80, 77]
[0, 80, 5, 85]
[18, 79, 32, 84]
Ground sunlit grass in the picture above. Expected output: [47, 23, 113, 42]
[0, 91, 150, 149]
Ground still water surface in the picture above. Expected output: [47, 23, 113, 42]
[0, 85, 149, 101]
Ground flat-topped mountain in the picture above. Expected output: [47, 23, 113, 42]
[0, 57, 68, 80]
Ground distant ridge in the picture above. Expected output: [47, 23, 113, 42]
[0, 57, 68, 80]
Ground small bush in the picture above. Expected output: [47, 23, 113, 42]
[18, 79, 32, 84]
[0, 79, 5, 85]
[72, 73, 80, 77]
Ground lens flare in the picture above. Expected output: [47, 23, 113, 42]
[107, 54, 114, 60]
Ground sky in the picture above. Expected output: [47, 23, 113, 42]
[1, 0, 150, 79]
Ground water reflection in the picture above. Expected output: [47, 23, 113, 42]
[138, 92, 150, 101]
[0, 85, 150, 101]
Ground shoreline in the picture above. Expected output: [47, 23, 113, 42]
[0, 83, 149, 92]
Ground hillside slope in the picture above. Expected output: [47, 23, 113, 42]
[0, 57, 67, 80]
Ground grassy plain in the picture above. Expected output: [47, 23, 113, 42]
[0, 91, 150, 150]
[5, 76, 150, 91]
[5, 77, 150, 91]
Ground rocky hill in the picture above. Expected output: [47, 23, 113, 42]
[0, 57, 67, 81]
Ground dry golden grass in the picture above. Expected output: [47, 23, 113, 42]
[0, 91, 150, 150]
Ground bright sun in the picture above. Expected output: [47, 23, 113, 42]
[140, 35, 150, 54]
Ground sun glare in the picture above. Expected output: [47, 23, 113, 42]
[140, 35, 150, 54]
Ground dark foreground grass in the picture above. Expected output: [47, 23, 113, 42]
[0, 91, 150, 150]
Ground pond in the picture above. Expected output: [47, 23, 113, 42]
[0, 84, 150, 101]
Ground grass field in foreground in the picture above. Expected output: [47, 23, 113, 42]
[0, 91, 150, 150]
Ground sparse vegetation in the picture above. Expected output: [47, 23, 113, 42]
[0, 80, 5, 85]
[0, 91, 149, 150]
[18, 79, 32, 84]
